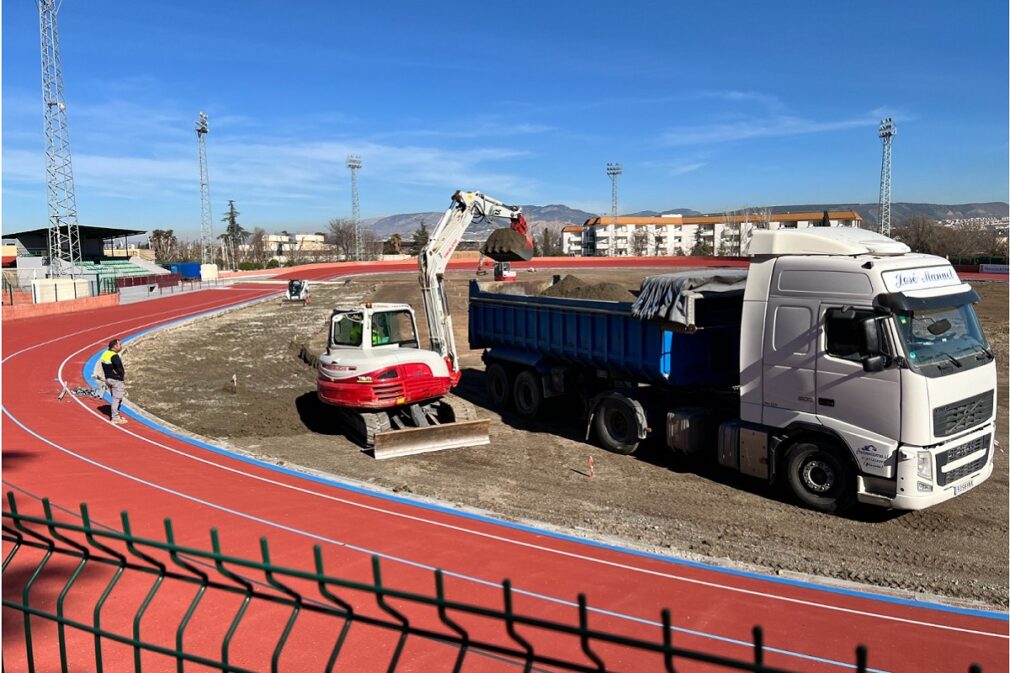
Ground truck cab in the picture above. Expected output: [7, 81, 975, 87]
[738, 228, 996, 511]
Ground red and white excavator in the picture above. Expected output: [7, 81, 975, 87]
[316, 190, 534, 458]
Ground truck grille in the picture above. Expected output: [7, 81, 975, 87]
[932, 391, 993, 438]
[936, 434, 990, 487]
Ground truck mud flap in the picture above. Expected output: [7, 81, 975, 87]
[372, 419, 490, 459]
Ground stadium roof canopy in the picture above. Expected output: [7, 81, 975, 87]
[2, 225, 146, 241]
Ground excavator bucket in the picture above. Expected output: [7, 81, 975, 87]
[481, 227, 535, 263]
[372, 419, 490, 460]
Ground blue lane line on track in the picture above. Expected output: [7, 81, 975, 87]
[81, 290, 1008, 624]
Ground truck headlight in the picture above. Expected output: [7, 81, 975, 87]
[916, 451, 933, 481]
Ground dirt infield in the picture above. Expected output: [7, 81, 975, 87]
[124, 270, 1009, 609]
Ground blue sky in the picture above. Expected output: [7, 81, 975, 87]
[3, 1, 1008, 238]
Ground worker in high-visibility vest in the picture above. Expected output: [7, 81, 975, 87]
[100, 338, 127, 424]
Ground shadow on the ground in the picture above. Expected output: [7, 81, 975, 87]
[453, 367, 910, 522]
[294, 392, 344, 435]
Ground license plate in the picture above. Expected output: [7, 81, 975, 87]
[954, 479, 975, 496]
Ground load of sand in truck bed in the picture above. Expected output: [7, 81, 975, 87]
[539, 274, 636, 301]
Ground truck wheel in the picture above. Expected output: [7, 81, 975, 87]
[512, 370, 543, 419]
[784, 441, 855, 513]
[593, 397, 641, 455]
[485, 363, 512, 409]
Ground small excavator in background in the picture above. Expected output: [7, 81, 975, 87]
[281, 279, 311, 305]
[316, 190, 535, 458]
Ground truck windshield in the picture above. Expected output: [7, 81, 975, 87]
[331, 312, 364, 347]
[894, 304, 992, 376]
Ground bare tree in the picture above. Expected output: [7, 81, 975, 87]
[248, 228, 269, 266]
[328, 218, 356, 260]
[631, 228, 649, 256]
[360, 230, 383, 260]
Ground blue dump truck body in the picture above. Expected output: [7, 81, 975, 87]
[468, 279, 740, 388]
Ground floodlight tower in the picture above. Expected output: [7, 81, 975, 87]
[347, 155, 363, 260]
[196, 112, 213, 264]
[37, 0, 82, 277]
[877, 117, 896, 237]
[606, 162, 622, 227]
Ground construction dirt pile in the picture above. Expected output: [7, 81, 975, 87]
[540, 274, 636, 302]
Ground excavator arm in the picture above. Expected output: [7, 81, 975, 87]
[418, 190, 529, 374]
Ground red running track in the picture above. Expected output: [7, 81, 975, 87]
[2, 259, 1007, 673]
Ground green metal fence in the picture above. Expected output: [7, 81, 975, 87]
[2, 492, 982, 673]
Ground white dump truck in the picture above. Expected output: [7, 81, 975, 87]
[469, 227, 998, 512]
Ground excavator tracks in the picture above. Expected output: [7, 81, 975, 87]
[371, 390, 488, 458]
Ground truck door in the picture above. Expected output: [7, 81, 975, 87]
[761, 298, 818, 421]
[815, 306, 900, 472]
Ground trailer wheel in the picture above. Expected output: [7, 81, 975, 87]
[784, 440, 855, 513]
[512, 370, 543, 419]
[593, 397, 642, 455]
[485, 363, 513, 409]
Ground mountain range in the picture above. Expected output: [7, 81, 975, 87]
[363, 202, 1008, 240]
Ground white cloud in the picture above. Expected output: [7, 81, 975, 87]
[661, 114, 879, 146]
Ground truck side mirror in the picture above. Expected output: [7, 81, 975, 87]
[858, 317, 881, 356]
[862, 355, 886, 372]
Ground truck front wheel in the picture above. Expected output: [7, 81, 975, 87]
[784, 441, 855, 513]
[593, 396, 642, 455]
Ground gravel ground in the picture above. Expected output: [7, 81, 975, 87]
[123, 270, 1009, 609]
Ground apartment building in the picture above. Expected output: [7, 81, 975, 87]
[570, 211, 863, 256]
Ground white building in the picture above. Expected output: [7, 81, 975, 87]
[571, 211, 863, 257]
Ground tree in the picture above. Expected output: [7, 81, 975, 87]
[248, 227, 269, 266]
[410, 219, 429, 255]
[538, 227, 563, 256]
[387, 233, 403, 255]
[220, 200, 248, 269]
[630, 229, 649, 256]
[328, 218, 356, 260]
[149, 229, 178, 263]
[690, 225, 712, 256]
[360, 230, 382, 260]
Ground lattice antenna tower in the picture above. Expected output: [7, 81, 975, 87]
[877, 118, 896, 237]
[347, 155, 363, 260]
[196, 112, 214, 264]
[606, 162, 622, 227]
[37, 0, 82, 277]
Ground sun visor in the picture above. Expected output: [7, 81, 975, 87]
[874, 284, 979, 313]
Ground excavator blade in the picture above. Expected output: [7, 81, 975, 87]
[481, 227, 535, 263]
[372, 419, 490, 460]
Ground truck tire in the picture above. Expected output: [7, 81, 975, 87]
[485, 363, 512, 409]
[593, 396, 642, 455]
[784, 440, 855, 513]
[513, 370, 543, 419]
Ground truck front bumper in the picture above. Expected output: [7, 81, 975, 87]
[857, 424, 995, 510]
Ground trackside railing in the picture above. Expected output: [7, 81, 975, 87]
[1, 492, 982, 673]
